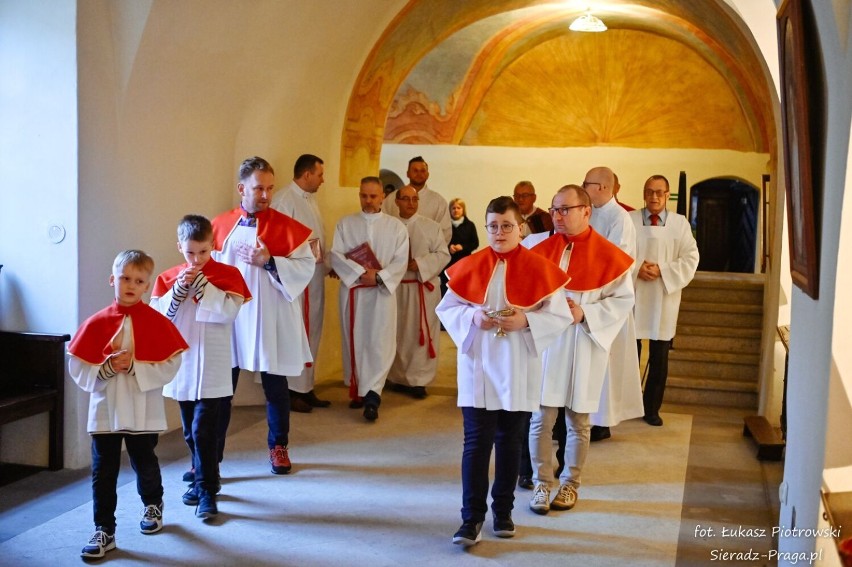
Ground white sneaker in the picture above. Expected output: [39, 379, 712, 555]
[529, 482, 551, 515]
[551, 484, 577, 510]
[140, 501, 163, 534]
[81, 528, 116, 558]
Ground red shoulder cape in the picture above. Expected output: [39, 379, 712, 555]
[151, 258, 252, 301]
[445, 245, 568, 308]
[212, 207, 312, 257]
[531, 227, 633, 292]
[68, 301, 189, 365]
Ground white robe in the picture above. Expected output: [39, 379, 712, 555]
[523, 232, 634, 413]
[330, 211, 409, 397]
[590, 197, 644, 426]
[214, 221, 315, 376]
[631, 210, 700, 341]
[69, 317, 181, 433]
[271, 181, 328, 392]
[382, 184, 452, 244]
[389, 215, 451, 387]
[150, 282, 244, 401]
[436, 262, 573, 412]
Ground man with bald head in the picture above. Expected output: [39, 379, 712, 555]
[331, 176, 409, 421]
[387, 186, 450, 398]
[582, 166, 643, 441]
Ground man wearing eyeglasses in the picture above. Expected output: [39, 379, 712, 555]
[387, 186, 450, 399]
[330, 176, 409, 421]
[581, 166, 644, 442]
[383, 156, 452, 245]
[513, 181, 553, 238]
[522, 184, 635, 515]
[630, 175, 699, 427]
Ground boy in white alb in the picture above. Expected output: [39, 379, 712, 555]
[69, 250, 188, 559]
[151, 215, 251, 519]
[437, 196, 572, 546]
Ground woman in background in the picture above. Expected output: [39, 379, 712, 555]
[441, 198, 479, 297]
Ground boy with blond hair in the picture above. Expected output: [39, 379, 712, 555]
[69, 250, 188, 559]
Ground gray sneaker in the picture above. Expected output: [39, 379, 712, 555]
[140, 501, 164, 534]
[551, 484, 577, 510]
[530, 482, 551, 515]
[81, 528, 115, 558]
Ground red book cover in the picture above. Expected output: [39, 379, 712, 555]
[345, 242, 382, 270]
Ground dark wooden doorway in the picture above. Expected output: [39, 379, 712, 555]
[689, 177, 759, 273]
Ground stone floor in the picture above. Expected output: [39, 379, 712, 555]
[0, 333, 783, 566]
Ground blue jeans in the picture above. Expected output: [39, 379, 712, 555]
[179, 398, 221, 493]
[460, 407, 527, 522]
[91, 433, 162, 532]
[218, 367, 290, 459]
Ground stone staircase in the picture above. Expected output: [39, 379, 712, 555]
[663, 271, 764, 409]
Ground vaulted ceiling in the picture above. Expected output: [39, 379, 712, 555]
[341, 0, 775, 185]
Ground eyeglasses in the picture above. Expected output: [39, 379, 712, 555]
[396, 196, 420, 203]
[484, 223, 519, 234]
[548, 205, 587, 216]
[643, 190, 670, 198]
[513, 193, 535, 200]
[582, 181, 602, 190]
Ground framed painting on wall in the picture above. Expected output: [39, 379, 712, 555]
[777, 0, 823, 299]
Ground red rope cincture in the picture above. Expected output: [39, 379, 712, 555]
[401, 279, 436, 359]
[347, 284, 371, 401]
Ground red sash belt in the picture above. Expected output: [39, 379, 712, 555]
[401, 279, 436, 359]
[347, 284, 372, 401]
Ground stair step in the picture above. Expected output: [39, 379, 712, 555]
[676, 325, 761, 339]
[674, 334, 761, 354]
[668, 358, 758, 380]
[677, 310, 762, 328]
[690, 271, 765, 289]
[682, 287, 763, 305]
[680, 301, 762, 314]
[664, 376, 758, 409]
[669, 349, 760, 366]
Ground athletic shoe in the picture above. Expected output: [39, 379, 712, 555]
[550, 484, 578, 511]
[270, 445, 292, 475]
[530, 482, 550, 515]
[80, 528, 115, 558]
[140, 501, 164, 534]
[196, 491, 218, 519]
[452, 521, 483, 546]
[493, 515, 516, 538]
[182, 467, 195, 483]
[182, 485, 199, 506]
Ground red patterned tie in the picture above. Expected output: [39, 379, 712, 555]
[650, 214, 660, 226]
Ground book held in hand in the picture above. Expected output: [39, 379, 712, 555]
[345, 242, 382, 270]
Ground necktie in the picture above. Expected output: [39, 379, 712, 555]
[650, 214, 660, 226]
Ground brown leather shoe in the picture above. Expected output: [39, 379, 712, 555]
[290, 395, 313, 413]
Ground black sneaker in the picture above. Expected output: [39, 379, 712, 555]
[140, 501, 164, 534]
[412, 386, 427, 399]
[196, 491, 218, 519]
[493, 515, 515, 538]
[182, 485, 199, 506]
[81, 527, 115, 558]
[517, 475, 534, 489]
[182, 467, 195, 483]
[452, 521, 483, 546]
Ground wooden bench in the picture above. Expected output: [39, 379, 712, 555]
[0, 331, 70, 471]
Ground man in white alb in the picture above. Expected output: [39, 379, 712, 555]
[271, 154, 331, 413]
[382, 156, 452, 244]
[387, 186, 450, 398]
[330, 176, 409, 421]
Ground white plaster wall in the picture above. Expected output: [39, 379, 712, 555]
[0, 0, 79, 466]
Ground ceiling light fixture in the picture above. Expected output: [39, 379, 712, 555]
[569, 10, 607, 32]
